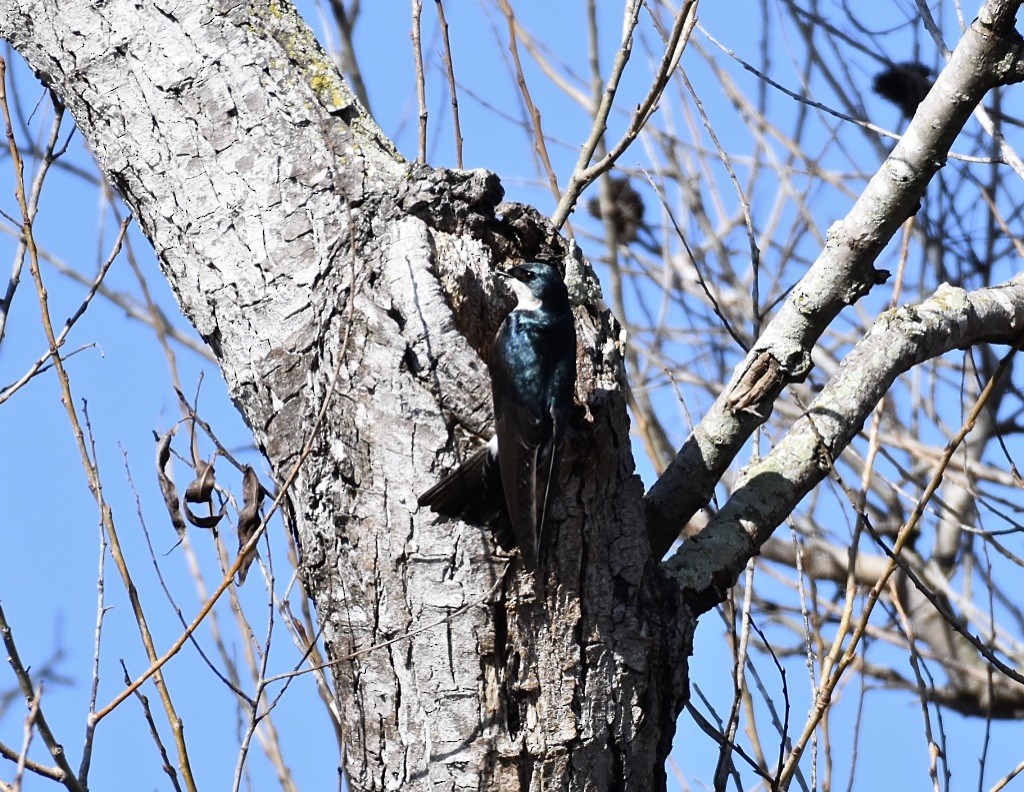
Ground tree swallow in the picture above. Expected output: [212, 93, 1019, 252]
[419, 262, 577, 574]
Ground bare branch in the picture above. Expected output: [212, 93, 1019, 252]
[410, 0, 427, 163]
[496, 0, 562, 205]
[646, 5, 1024, 556]
[668, 276, 1024, 607]
[0, 604, 83, 791]
[433, 1, 463, 168]
[551, 0, 698, 229]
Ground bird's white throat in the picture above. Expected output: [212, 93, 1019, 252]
[509, 279, 542, 311]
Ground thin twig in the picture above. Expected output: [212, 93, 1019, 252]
[77, 520, 109, 782]
[497, 0, 562, 205]
[0, 218, 130, 405]
[119, 661, 184, 792]
[411, 0, 427, 163]
[715, 562, 755, 789]
[0, 74, 65, 345]
[990, 759, 1024, 792]
[433, 1, 463, 168]
[12, 685, 41, 792]
[551, 0, 699, 229]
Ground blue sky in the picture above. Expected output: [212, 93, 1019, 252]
[1, 1, 1022, 790]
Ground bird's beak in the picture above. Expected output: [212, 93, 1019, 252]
[495, 269, 512, 280]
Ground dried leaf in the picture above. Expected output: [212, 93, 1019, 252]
[236, 466, 265, 584]
[183, 459, 225, 529]
[184, 460, 216, 503]
[155, 428, 187, 539]
[183, 502, 224, 530]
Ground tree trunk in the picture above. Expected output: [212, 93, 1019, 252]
[0, 1, 693, 788]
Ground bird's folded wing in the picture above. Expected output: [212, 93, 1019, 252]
[495, 399, 544, 571]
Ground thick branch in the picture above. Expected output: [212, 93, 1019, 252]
[645, 0, 1024, 557]
[667, 276, 1024, 611]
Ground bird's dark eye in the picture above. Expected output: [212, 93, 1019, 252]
[522, 271, 535, 280]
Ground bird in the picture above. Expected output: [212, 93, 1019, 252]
[873, 61, 933, 119]
[418, 262, 577, 574]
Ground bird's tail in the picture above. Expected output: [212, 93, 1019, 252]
[418, 443, 515, 548]
[536, 443, 560, 573]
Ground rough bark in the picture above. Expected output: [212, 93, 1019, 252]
[0, 1, 693, 789]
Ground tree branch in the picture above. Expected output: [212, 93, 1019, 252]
[668, 275, 1024, 610]
[550, 0, 698, 230]
[645, 0, 1024, 557]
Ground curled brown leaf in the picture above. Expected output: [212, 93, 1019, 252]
[154, 428, 186, 539]
[236, 465, 265, 584]
[183, 458, 225, 529]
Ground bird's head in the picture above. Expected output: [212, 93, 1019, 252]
[498, 262, 569, 311]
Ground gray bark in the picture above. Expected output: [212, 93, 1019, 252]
[0, 1, 692, 789]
